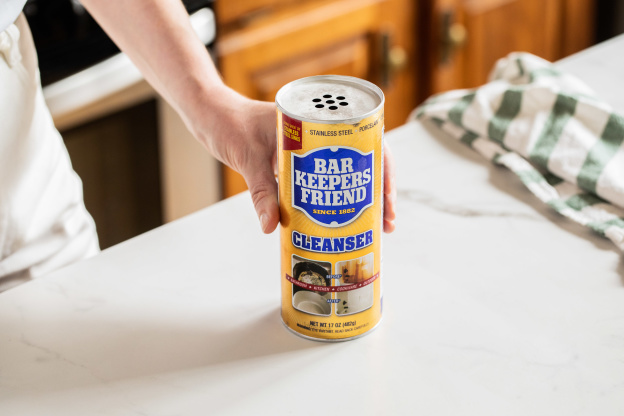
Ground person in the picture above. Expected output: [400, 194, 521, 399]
[0, 0, 396, 291]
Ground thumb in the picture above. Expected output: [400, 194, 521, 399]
[243, 158, 280, 234]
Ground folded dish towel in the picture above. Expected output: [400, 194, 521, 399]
[412, 53, 624, 251]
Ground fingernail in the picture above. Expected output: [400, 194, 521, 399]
[260, 214, 268, 232]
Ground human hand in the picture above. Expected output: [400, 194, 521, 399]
[189, 87, 279, 233]
[192, 86, 396, 234]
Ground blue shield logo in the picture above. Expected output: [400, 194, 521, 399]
[291, 146, 374, 227]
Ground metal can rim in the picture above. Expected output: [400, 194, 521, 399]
[275, 75, 385, 125]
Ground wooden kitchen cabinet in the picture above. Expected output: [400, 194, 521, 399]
[422, 0, 596, 95]
[216, 0, 596, 198]
[215, 0, 419, 197]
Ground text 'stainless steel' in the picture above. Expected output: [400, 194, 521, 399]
[276, 75, 385, 341]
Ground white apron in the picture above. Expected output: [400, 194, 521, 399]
[0, 15, 99, 291]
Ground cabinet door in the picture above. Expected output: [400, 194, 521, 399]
[253, 37, 371, 103]
[425, 0, 594, 95]
[217, 0, 417, 197]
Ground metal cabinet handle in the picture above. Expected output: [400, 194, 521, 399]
[441, 11, 467, 64]
[381, 31, 408, 87]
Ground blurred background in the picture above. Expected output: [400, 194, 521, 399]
[24, 0, 624, 249]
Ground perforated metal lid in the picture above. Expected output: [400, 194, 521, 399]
[275, 75, 384, 124]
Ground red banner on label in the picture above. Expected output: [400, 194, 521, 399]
[286, 273, 379, 292]
[282, 113, 302, 150]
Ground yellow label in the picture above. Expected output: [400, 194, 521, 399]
[278, 108, 384, 340]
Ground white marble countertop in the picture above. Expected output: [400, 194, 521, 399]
[2, 37, 624, 415]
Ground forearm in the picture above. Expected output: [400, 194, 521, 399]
[76, 0, 394, 234]
[80, 0, 225, 131]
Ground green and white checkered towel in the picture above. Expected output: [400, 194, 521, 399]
[412, 52, 624, 251]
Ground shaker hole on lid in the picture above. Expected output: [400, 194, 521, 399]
[339, 102, 348, 106]
[336, 96, 345, 100]
[323, 94, 332, 98]
[312, 98, 322, 102]
[315, 104, 324, 108]
[326, 100, 335, 104]
[329, 106, 338, 110]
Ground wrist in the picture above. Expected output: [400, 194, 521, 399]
[175, 80, 239, 138]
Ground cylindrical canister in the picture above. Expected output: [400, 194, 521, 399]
[276, 75, 384, 341]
